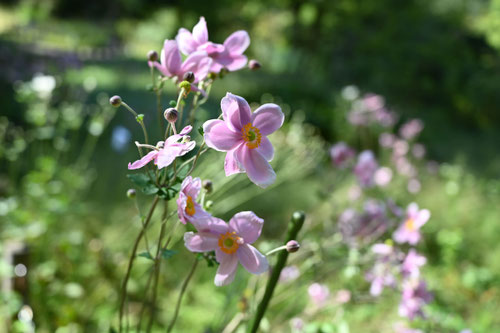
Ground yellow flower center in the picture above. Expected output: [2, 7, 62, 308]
[405, 218, 415, 231]
[218, 231, 242, 254]
[185, 196, 196, 216]
[241, 123, 262, 149]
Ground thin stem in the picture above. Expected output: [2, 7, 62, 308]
[186, 142, 206, 177]
[122, 101, 149, 144]
[176, 88, 186, 126]
[247, 212, 306, 333]
[119, 196, 160, 333]
[265, 245, 287, 256]
[166, 258, 199, 333]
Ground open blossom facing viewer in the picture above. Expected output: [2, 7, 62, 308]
[128, 126, 195, 170]
[184, 211, 268, 286]
[177, 176, 211, 225]
[393, 203, 430, 245]
[203, 93, 284, 188]
[176, 17, 250, 73]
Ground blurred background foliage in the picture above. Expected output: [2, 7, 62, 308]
[1, 0, 500, 332]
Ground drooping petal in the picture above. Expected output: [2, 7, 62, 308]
[237, 244, 268, 275]
[221, 93, 252, 132]
[224, 145, 245, 176]
[224, 30, 250, 55]
[151, 61, 170, 77]
[179, 125, 193, 136]
[194, 216, 229, 235]
[237, 145, 276, 188]
[214, 249, 239, 286]
[256, 136, 274, 161]
[229, 211, 264, 244]
[176, 28, 197, 55]
[251, 103, 284, 136]
[184, 232, 218, 252]
[192, 17, 208, 45]
[181, 176, 202, 199]
[128, 151, 157, 170]
[180, 51, 211, 83]
[161, 40, 182, 77]
[203, 119, 242, 151]
[225, 54, 248, 71]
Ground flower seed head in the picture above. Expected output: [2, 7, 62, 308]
[183, 71, 195, 83]
[147, 50, 158, 62]
[249, 59, 261, 71]
[126, 189, 136, 199]
[164, 108, 178, 123]
[109, 95, 122, 107]
[286, 240, 300, 253]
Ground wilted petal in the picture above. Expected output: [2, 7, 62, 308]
[192, 17, 208, 45]
[184, 232, 218, 252]
[237, 244, 268, 274]
[238, 145, 276, 188]
[251, 103, 284, 135]
[224, 146, 245, 176]
[221, 93, 252, 132]
[214, 250, 239, 286]
[224, 30, 250, 55]
[203, 119, 242, 151]
[229, 211, 264, 244]
[176, 28, 197, 55]
[256, 137, 274, 161]
[128, 151, 157, 170]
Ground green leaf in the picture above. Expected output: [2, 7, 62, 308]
[161, 249, 178, 260]
[138, 251, 153, 260]
[127, 173, 159, 196]
[169, 100, 177, 107]
[197, 125, 204, 136]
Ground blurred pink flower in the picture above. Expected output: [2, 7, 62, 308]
[128, 126, 195, 170]
[279, 265, 300, 283]
[354, 150, 378, 188]
[176, 17, 250, 73]
[184, 211, 268, 286]
[290, 317, 305, 332]
[399, 119, 424, 140]
[399, 279, 432, 320]
[334, 289, 351, 304]
[362, 93, 385, 111]
[407, 179, 421, 194]
[203, 93, 284, 188]
[393, 203, 430, 245]
[379, 132, 396, 148]
[149, 40, 211, 85]
[308, 283, 330, 306]
[177, 176, 211, 225]
[393, 139, 410, 156]
[366, 243, 400, 296]
[330, 142, 355, 169]
[412, 143, 426, 159]
[401, 249, 426, 279]
[374, 167, 393, 187]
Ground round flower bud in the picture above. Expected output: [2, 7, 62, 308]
[286, 240, 300, 253]
[202, 180, 213, 194]
[182, 71, 195, 83]
[248, 59, 261, 71]
[164, 108, 178, 123]
[205, 200, 214, 210]
[109, 95, 122, 107]
[147, 50, 158, 62]
[179, 80, 191, 92]
[126, 189, 136, 199]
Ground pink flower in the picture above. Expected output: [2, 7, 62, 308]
[149, 39, 211, 84]
[374, 167, 393, 187]
[128, 126, 195, 170]
[177, 176, 211, 225]
[308, 283, 330, 306]
[184, 211, 268, 286]
[399, 119, 424, 140]
[401, 249, 427, 279]
[203, 93, 284, 188]
[393, 203, 430, 245]
[354, 150, 378, 188]
[330, 142, 355, 169]
[176, 17, 250, 73]
[279, 265, 300, 283]
[399, 279, 432, 320]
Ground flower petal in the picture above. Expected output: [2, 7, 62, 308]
[184, 232, 218, 252]
[214, 249, 239, 286]
[237, 244, 268, 275]
[128, 151, 157, 170]
[225, 55, 248, 71]
[155, 147, 180, 169]
[221, 93, 252, 132]
[194, 216, 229, 235]
[416, 209, 430, 227]
[229, 211, 264, 244]
[407, 203, 419, 218]
[237, 145, 276, 188]
[176, 28, 197, 55]
[180, 51, 211, 82]
[203, 119, 242, 151]
[161, 40, 182, 77]
[224, 30, 250, 55]
[224, 145, 245, 176]
[181, 176, 202, 198]
[192, 17, 208, 45]
[256, 136, 274, 161]
[251, 103, 284, 136]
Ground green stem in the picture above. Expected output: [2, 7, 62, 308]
[121, 101, 149, 144]
[166, 258, 199, 333]
[247, 211, 306, 333]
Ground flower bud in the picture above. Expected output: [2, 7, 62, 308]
[248, 59, 261, 71]
[147, 50, 158, 62]
[291, 211, 306, 225]
[164, 108, 178, 123]
[126, 189, 136, 199]
[205, 200, 214, 210]
[109, 95, 122, 107]
[202, 180, 213, 194]
[182, 71, 195, 83]
[179, 80, 191, 93]
[286, 240, 300, 253]
[207, 73, 217, 80]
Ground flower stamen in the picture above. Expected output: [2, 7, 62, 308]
[185, 196, 196, 216]
[218, 231, 242, 254]
[241, 123, 262, 149]
[405, 218, 415, 231]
